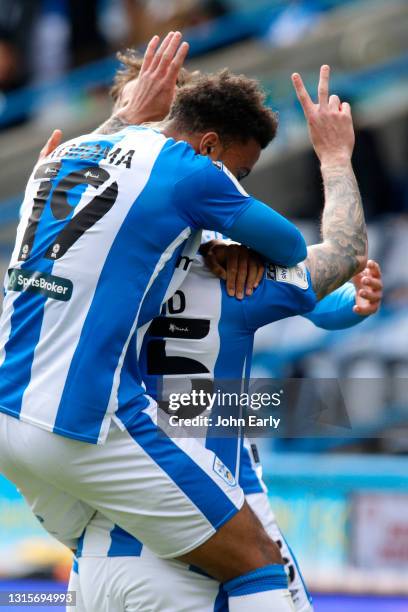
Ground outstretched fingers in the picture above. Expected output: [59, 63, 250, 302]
[148, 31, 175, 73]
[167, 41, 190, 81]
[291, 72, 314, 117]
[140, 35, 160, 74]
[318, 64, 330, 107]
[157, 31, 184, 76]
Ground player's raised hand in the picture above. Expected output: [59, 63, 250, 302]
[117, 32, 189, 124]
[291, 65, 355, 166]
[352, 260, 383, 316]
[38, 129, 63, 162]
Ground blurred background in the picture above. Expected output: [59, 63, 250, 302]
[0, 0, 407, 610]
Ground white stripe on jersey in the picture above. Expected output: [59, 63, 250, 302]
[161, 231, 203, 306]
[104, 227, 192, 443]
[18, 129, 168, 433]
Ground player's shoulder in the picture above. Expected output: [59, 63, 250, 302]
[168, 140, 214, 182]
[122, 129, 212, 182]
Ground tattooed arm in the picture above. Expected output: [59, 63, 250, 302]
[292, 65, 367, 300]
[95, 115, 130, 135]
[306, 163, 367, 300]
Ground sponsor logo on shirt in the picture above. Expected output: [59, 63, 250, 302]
[8, 268, 73, 302]
[169, 323, 189, 334]
[44, 165, 59, 177]
[266, 261, 309, 289]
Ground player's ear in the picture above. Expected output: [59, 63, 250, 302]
[199, 132, 222, 159]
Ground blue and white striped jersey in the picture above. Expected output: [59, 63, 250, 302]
[76, 244, 362, 558]
[138, 250, 317, 484]
[0, 126, 276, 444]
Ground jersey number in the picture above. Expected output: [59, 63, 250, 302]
[146, 290, 211, 376]
[19, 162, 118, 261]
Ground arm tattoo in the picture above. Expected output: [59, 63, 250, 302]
[306, 164, 367, 300]
[94, 115, 130, 135]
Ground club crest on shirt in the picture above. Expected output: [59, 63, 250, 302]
[266, 263, 277, 281]
[213, 456, 237, 487]
[266, 262, 309, 289]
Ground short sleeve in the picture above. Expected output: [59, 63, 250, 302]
[243, 262, 317, 331]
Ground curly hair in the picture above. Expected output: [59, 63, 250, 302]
[110, 48, 198, 103]
[168, 69, 278, 149]
[111, 51, 277, 149]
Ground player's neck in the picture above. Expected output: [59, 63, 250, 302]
[161, 120, 200, 151]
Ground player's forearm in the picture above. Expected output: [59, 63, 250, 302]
[306, 162, 367, 300]
[228, 201, 307, 267]
[304, 282, 366, 330]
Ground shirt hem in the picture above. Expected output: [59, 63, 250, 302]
[0, 406, 104, 445]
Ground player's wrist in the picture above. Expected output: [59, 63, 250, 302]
[116, 106, 166, 125]
[319, 153, 352, 170]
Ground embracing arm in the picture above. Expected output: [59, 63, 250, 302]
[305, 282, 360, 329]
[305, 259, 383, 329]
[228, 200, 307, 267]
[306, 162, 367, 300]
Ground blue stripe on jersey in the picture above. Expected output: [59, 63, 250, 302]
[126, 408, 239, 530]
[214, 586, 228, 611]
[188, 566, 228, 611]
[87, 442, 263, 561]
[76, 530, 85, 558]
[239, 443, 264, 495]
[72, 557, 79, 574]
[54, 140, 191, 441]
[0, 290, 48, 416]
[0, 140, 124, 419]
[107, 525, 143, 557]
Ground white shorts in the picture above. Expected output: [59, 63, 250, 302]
[70, 493, 313, 612]
[0, 407, 244, 558]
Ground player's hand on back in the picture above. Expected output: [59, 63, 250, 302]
[202, 241, 264, 300]
[291, 65, 355, 167]
[352, 259, 383, 316]
[38, 129, 63, 162]
[116, 32, 190, 124]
